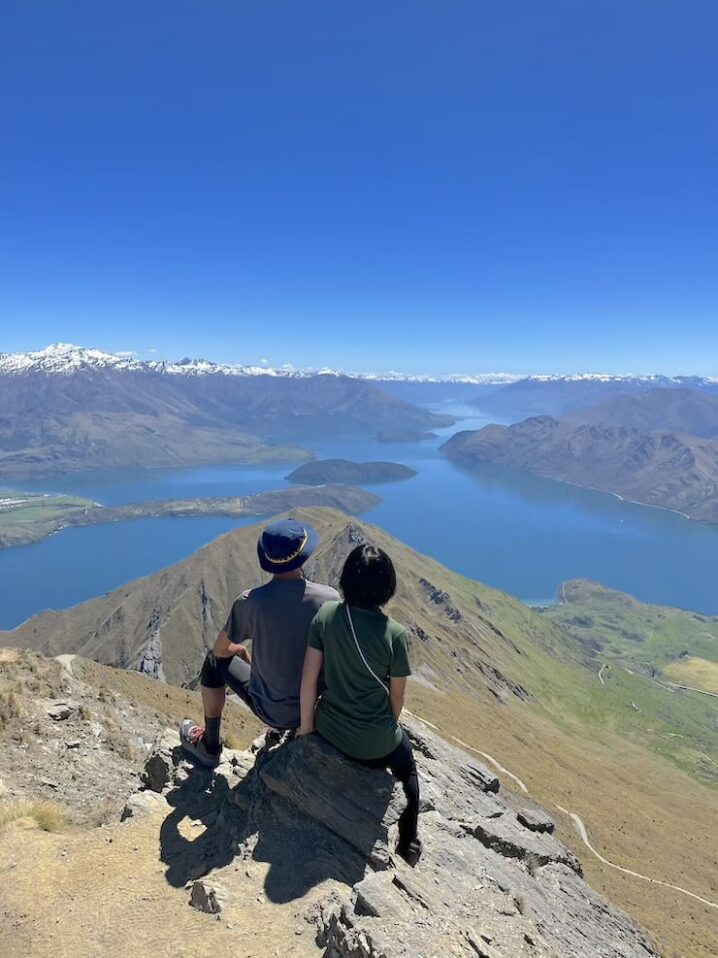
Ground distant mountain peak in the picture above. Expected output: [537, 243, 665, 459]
[0, 343, 144, 375]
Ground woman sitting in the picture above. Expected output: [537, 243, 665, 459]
[297, 544, 422, 866]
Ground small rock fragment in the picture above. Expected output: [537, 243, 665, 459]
[120, 791, 169, 821]
[517, 809, 555, 834]
[47, 703, 74, 721]
[190, 880, 226, 914]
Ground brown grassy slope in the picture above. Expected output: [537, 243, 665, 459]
[406, 683, 718, 958]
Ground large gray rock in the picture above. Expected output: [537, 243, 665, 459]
[260, 733, 405, 866]
[136, 719, 659, 958]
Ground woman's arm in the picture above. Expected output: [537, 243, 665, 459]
[389, 676, 407, 723]
[297, 646, 324, 736]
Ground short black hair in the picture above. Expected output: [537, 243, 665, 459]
[340, 544, 397, 609]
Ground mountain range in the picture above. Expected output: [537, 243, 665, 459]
[570, 387, 718, 438]
[441, 417, 718, 522]
[0, 344, 451, 479]
[471, 374, 718, 420]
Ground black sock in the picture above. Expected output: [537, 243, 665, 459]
[204, 716, 221, 753]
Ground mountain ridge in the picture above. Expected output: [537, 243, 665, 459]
[441, 417, 718, 522]
[570, 386, 718, 438]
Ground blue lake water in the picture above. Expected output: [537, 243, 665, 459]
[2, 403, 718, 628]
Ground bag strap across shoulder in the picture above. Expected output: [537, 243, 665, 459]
[345, 604, 390, 696]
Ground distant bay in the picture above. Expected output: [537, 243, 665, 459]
[1, 403, 718, 628]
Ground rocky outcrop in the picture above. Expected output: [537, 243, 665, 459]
[140, 718, 658, 958]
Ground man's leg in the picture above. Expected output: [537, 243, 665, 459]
[201, 652, 254, 747]
[180, 651, 251, 766]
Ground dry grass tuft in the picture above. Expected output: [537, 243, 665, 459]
[85, 799, 119, 828]
[0, 689, 24, 726]
[0, 799, 66, 832]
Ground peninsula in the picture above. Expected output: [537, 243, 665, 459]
[0, 485, 380, 548]
[441, 417, 718, 523]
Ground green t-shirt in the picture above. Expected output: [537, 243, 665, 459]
[307, 600, 412, 760]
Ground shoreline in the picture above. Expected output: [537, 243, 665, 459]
[0, 485, 381, 550]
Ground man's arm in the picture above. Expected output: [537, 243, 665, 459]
[389, 676, 406, 722]
[213, 629, 251, 663]
[297, 646, 323, 736]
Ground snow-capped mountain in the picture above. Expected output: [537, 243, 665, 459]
[0, 344, 522, 383]
[0, 343, 146, 375]
[1, 344, 715, 387]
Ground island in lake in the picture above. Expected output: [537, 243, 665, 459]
[0, 485, 380, 548]
[376, 428, 437, 443]
[286, 458, 417, 485]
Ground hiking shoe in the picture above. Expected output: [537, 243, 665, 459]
[179, 719, 222, 768]
[396, 837, 423, 868]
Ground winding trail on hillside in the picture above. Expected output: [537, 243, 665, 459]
[405, 709, 530, 793]
[452, 737, 530, 794]
[660, 681, 718, 699]
[410, 707, 718, 911]
[555, 805, 718, 911]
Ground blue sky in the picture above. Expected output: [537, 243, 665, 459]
[1, 1, 716, 375]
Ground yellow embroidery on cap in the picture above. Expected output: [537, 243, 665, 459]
[265, 529, 308, 564]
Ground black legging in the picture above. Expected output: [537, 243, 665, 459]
[355, 729, 420, 850]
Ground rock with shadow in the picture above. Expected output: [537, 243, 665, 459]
[135, 720, 659, 958]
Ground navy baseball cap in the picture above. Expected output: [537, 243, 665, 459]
[257, 518, 319, 573]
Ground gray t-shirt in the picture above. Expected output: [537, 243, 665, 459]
[224, 577, 339, 729]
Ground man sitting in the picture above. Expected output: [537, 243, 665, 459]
[180, 518, 339, 766]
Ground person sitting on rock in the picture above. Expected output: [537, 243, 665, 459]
[180, 518, 339, 767]
[297, 543, 422, 866]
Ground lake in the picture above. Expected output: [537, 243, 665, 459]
[2, 403, 718, 628]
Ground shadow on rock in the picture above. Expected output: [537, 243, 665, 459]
[159, 768, 238, 888]
[159, 740, 380, 904]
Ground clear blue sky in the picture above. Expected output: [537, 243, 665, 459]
[1, 1, 716, 375]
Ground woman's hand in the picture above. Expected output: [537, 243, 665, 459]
[295, 723, 315, 738]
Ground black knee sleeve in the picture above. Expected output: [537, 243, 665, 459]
[200, 650, 226, 688]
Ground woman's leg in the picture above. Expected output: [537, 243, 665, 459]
[384, 730, 420, 853]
